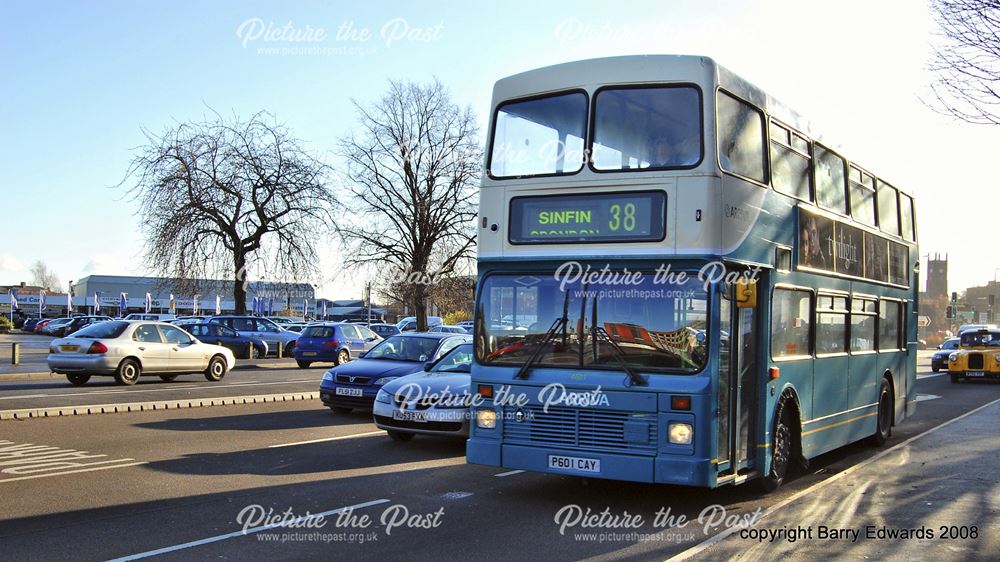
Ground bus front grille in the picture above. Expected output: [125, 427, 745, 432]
[502, 405, 658, 455]
[968, 353, 985, 370]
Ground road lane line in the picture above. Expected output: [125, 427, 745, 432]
[494, 470, 525, 477]
[0, 461, 148, 483]
[665, 395, 1000, 562]
[268, 430, 385, 448]
[917, 373, 946, 379]
[107, 498, 390, 561]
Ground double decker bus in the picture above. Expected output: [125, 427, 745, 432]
[467, 55, 918, 490]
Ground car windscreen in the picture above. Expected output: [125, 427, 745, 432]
[71, 321, 129, 339]
[432, 344, 473, 373]
[302, 326, 334, 338]
[366, 336, 441, 362]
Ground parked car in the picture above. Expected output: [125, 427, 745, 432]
[268, 316, 302, 325]
[38, 317, 72, 335]
[293, 323, 382, 368]
[456, 320, 474, 330]
[369, 323, 401, 338]
[931, 337, 960, 372]
[123, 313, 177, 321]
[208, 315, 299, 356]
[184, 323, 268, 359]
[373, 343, 474, 441]
[281, 323, 310, 334]
[395, 316, 443, 332]
[49, 315, 113, 338]
[22, 317, 44, 332]
[428, 324, 470, 334]
[47, 320, 235, 386]
[319, 333, 472, 413]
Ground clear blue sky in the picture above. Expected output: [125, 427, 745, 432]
[3, 0, 998, 298]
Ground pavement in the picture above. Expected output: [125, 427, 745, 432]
[675, 397, 1000, 561]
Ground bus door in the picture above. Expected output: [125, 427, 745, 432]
[717, 274, 760, 478]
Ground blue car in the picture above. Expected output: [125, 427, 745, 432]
[294, 323, 382, 368]
[184, 323, 268, 359]
[319, 333, 472, 413]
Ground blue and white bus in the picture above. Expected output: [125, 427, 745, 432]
[467, 55, 918, 490]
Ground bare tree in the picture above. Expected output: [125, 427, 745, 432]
[121, 112, 336, 313]
[29, 260, 60, 291]
[928, 0, 1000, 124]
[338, 79, 479, 331]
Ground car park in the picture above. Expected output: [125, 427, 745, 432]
[48, 315, 113, 338]
[293, 323, 382, 368]
[47, 320, 235, 386]
[184, 322, 268, 358]
[368, 323, 401, 338]
[38, 317, 72, 335]
[947, 328, 1000, 383]
[208, 315, 298, 356]
[932, 337, 960, 372]
[395, 316, 443, 332]
[373, 343, 474, 441]
[319, 332, 471, 413]
[22, 317, 44, 332]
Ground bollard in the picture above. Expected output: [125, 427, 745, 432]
[11, 342, 20, 365]
[276, 342, 283, 358]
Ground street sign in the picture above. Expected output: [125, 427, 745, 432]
[917, 315, 931, 328]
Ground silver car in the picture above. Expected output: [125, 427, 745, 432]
[47, 320, 236, 386]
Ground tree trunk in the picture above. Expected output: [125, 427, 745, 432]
[233, 252, 247, 315]
[413, 285, 428, 332]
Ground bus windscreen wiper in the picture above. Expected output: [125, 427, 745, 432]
[590, 296, 646, 386]
[515, 291, 569, 380]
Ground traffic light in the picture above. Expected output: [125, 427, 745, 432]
[951, 292, 958, 304]
[946, 305, 954, 319]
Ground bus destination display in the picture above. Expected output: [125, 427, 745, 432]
[509, 191, 666, 244]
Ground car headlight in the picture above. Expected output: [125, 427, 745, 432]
[949, 353, 958, 362]
[475, 409, 497, 429]
[668, 422, 693, 445]
[375, 389, 392, 404]
[373, 377, 398, 386]
[995, 354, 1000, 362]
[322, 371, 335, 382]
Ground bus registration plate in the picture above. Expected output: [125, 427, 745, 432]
[548, 454, 600, 473]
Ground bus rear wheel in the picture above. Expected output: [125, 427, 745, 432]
[758, 399, 793, 493]
[868, 378, 892, 446]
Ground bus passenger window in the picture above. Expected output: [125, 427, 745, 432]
[814, 145, 847, 215]
[717, 91, 766, 183]
[878, 300, 901, 350]
[877, 181, 900, 236]
[771, 288, 812, 358]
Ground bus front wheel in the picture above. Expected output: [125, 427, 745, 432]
[758, 399, 794, 493]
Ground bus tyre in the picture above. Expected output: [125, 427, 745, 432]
[115, 359, 141, 386]
[758, 400, 793, 493]
[868, 378, 892, 446]
[66, 374, 90, 386]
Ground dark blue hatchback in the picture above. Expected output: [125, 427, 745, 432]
[319, 333, 472, 413]
[294, 323, 382, 368]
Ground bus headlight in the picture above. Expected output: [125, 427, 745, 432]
[949, 353, 958, 362]
[476, 409, 497, 429]
[668, 422, 693, 445]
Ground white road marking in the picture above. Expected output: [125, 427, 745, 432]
[0, 380, 310, 401]
[916, 393, 942, 402]
[268, 430, 385, 448]
[917, 372, 946, 380]
[0, 461, 148, 483]
[494, 470, 525, 477]
[107, 498, 390, 561]
[666, 396, 1000, 561]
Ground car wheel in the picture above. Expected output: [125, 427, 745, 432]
[336, 349, 350, 365]
[283, 343, 295, 358]
[757, 399, 794, 493]
[115, 359, 141, 386]
[950, 373, 961, 383]
[330, 406, 351, 414]
[931, 365, 940, 373]
[251, 346, 262, 360]
[66, 374, 90, 386]
[159, 375, 179, 382]
[388, 430, 414, 442]
[204, 356, 227, 382]
[867, 378, 892, 446]
[296, 360, 312, 368]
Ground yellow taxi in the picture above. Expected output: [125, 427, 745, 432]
[947, 328, 1000, 383]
